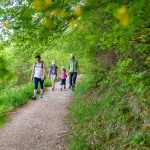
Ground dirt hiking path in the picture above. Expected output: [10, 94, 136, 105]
[0, 80, 73, 150]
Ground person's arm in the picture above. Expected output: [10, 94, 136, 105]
[68, 61, 70, 76]
[42, 63, 46, 80]
[31, 64, 35, 81]
[68, 61, 70, 70]
[49, 66, 51, 78]
[59, 70, 61, 78]
[56, 66, 58, 77]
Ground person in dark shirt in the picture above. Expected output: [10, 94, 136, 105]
[49, 61, 58, 91]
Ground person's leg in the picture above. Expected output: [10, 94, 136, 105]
[64, 79, 66, 89]
[51, 75, 56, 90]
[72, 72, 77, 89]
[53, 75, 56, 89]
[32, 77, 38, 100]
[40, 78, 44, 98]
[69, 72, 73, 88]
[34, 89, 37, 97]
[60, 79, 63, 91]
[51, 75, 54, 90]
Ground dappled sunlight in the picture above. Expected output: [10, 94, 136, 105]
[42, 17, 52, 28]
[34, 0, 52, 10]
[74, 6, 82, 16]
[33, 0, 42, 11]
[116, 6, 131, 27]
[60, 10, 69, 18]
[49, 9, 58, 16]
[44, 0, 52, 8]
[69, 20, 77, 29]
[3, 21, 11, 29]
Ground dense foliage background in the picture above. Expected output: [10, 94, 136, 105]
[0, 0, 150, 149]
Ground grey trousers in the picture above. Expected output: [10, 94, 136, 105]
[69, 72, 77, 87]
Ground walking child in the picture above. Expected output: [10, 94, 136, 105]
[50, 61, 58, 91]
[60, 66, 67, 91]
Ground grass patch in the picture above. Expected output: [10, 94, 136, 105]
[68, 73, 150, 150]
[0, 77, 51, 126]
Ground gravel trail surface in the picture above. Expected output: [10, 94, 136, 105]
[0, 81, 72, 150]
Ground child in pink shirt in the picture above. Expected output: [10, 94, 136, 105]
[60, 66, 67, 91]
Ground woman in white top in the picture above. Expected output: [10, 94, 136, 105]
[31, 55, 46, 100]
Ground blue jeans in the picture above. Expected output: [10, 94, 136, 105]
[69, 72, 77, 87]
[34, 77, 44, 89]
[60, 79, 66, 85]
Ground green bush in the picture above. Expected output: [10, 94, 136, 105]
[44, 77, 51, 87]
[68, 75, 102, 150]
[0, 106, 6, 126]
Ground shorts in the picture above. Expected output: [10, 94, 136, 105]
[51, 75, 56, 81]
[34, 77, 44, 89]
[60, 79, 66, 85]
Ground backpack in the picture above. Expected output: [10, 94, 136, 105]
[34, 61, 44, 69]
